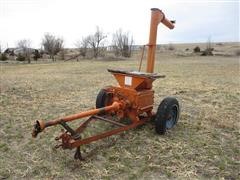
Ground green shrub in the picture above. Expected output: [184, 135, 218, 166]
[16, 54, 25, 61]
[0, 53, 8, 61]
[201, 48, 214, 56]
[33, 50, 41, 60]
[193, 46, 201, 53]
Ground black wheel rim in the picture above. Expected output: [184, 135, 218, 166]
[166, 105, 178, 129]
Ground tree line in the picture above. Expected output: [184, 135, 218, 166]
[0, 27, 134, 63]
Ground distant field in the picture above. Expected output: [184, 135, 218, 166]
[0, 46, 239, 179]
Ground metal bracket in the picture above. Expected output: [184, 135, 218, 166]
[59, 120, 81, 140]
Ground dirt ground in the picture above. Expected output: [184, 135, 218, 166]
[0, 44, 239, 179]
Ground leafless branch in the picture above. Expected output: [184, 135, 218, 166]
[112, 29, 134, 57]
[16, 39, 32, 63]
[41, 33, 64, 61]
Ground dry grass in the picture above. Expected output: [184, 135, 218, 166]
[0, 49, 239, 179]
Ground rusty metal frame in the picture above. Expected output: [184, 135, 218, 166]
[69, 116, 149, 149]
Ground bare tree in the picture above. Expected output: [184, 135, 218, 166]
[206, 36, 212, 50]
[87, 26, 107, 58]
[75, 37, 89, 58]
[41, 33, 64, 61]
[202, 36, 214, 56]
[112, 29, 133, 57]
[59, 49, 65, 60]
[16, 39, 32, 63]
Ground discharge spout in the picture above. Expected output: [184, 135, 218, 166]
[146, 8, 175, 73]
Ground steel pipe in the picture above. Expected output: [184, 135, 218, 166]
[32, 102, 121, 137]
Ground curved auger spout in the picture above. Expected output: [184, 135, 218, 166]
[146, 8, 175, 73]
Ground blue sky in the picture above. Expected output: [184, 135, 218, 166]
[0, 0, 239, 49]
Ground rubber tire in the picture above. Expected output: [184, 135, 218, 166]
[96, 89, 109, 108]
[155, 97, 180, 135]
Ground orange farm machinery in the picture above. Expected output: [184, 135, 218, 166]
[32, 8, 180, 160]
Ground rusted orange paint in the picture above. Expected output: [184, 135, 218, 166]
[146, 8, 175, 73]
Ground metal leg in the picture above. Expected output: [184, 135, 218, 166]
[74, 146, 84, 161]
